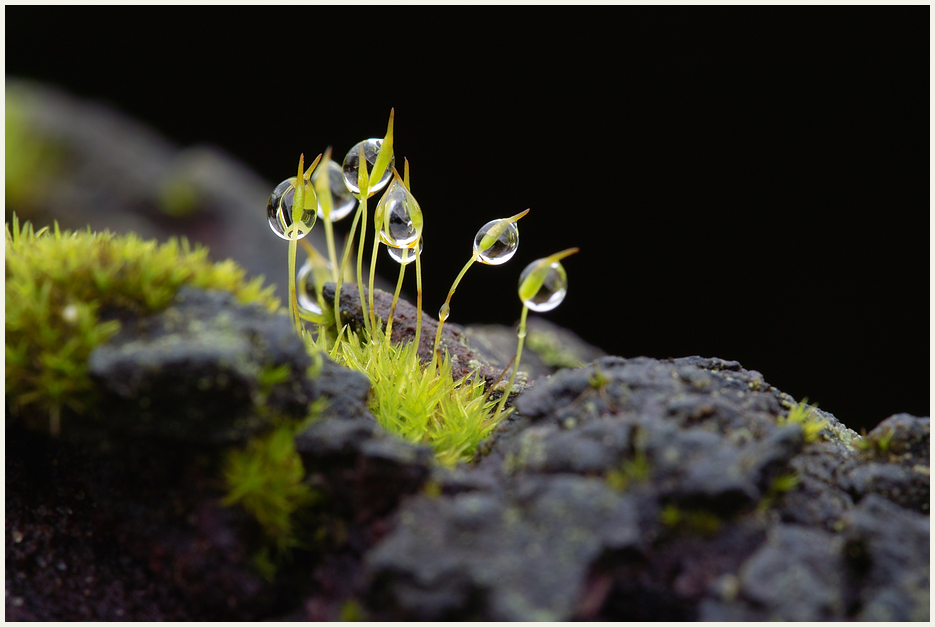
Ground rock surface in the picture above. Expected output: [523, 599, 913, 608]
[8, 294, 928, 620]
[5, 82, 929, 621]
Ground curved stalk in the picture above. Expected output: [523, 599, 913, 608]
[493, 304, 529, 422]
[432, 251, 480, 363]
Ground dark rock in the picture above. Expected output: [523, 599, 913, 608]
[464, 316, 606, 382]
[4, 428, 281, 620]
[364, 475, 641, 621]
[296, 415, 434, 523]
[839, 414, 930, 513]
[842, 494, 930, 621]
[87, 286, 316, 443]
[699, 524, 847, 621]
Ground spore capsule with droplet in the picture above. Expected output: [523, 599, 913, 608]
[296, 256, 333, 314]
[342, 139, 394, 196]
[314, 160, 357, 221]
[474, 219, 520, 265]
[378, 179, 420, 248]
[267, 178, 316, 240]
[386, 236, 423, 265]
[518, 261, 569, 312]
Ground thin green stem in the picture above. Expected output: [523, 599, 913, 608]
[414, 244, 423, 354]
[335, 204, 363, 331]
[385, 248, 408, 347]
[432, 252, 479, 363]
[288, 233, 301, 334]
[368, 233, 380, 334]
[493, 305, 529, 423]
[356, 193, 370, 336]
[323, 216, 339, 282]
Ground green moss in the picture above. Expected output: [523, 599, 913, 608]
[606, 451, 650, 492]
[756, 471, 801, 513]
[221, 416, 319, 555]
[526, 327, 584, 370]
[777, 399, 827, 444]
[322, 325, 502, 467]
[5, 89, 61, 213]
[5, 215, 279, 435]
[659, 505, 722, 536]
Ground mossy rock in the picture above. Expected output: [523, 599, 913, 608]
[5, 216, 279, 437]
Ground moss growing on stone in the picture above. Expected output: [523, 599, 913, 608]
[777, 400, 827, 444]
[221, 411, 321, 557]
[5, 215, 279, 435]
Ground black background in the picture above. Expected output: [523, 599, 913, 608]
[6, 7, 929, 431]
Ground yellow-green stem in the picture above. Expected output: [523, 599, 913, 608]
[335, 204, 364, 331]
[414, 245, 423, 353]
[368, 234, 381, 334]
[356, 194, 370, 336]
[385, 248, 408, 347]
[288, 234, 301, 334]
[432, 252, 479, 362]
[323, 216, 339, 282]
[493, 305, 529, 422]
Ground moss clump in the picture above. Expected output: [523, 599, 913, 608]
[659, 505, 722, 536]
[324, 325, 500, 467]
[5, 215, 279, 435]
[777, 400, 827, 444]
[605, 450, 651, 492]
[221, 413, 319, 556]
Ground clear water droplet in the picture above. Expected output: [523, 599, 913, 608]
[296, 256, 333, 314]
[438, 302, 450, 322]
[386, 236, 423, 265]
[378, 179, 420, 248]
[342, 139, 394, 196]
[267, 178, 316, 240]
[474, 219, 519, 265]
[519, 261, 568, 312]
[314, 160, 357, 221]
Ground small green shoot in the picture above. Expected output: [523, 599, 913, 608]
[777, 399, 826, 443]
[494, 248, 579, 423]
[432, 209, 530, 363]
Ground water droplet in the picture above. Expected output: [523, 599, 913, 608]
[377, 178, 421, 248]
[267, 178, 316, 240]
[297, 256, 333, 314]
[438, 302, 450, 322]
[314, 160, 357, 221]
[386, 236, 423, 265]
[518, 261, 568, 312]
[342, 139, 394, 196]
[474, 219, 519, 265]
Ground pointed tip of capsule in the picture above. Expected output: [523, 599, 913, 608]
[297, 153, 305, 180]
[549, 247, 580, 262]
[304, 153, 323, 181]
[507, 208, 531, 223]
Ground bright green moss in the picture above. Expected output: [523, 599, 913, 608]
[322, 325, 501, 467]
[777, 399, 827, 444]
[221, 415, 319, 554]
[5, 215, 279, 435]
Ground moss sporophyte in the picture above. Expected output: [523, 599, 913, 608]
[266, 110, 578, 467]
